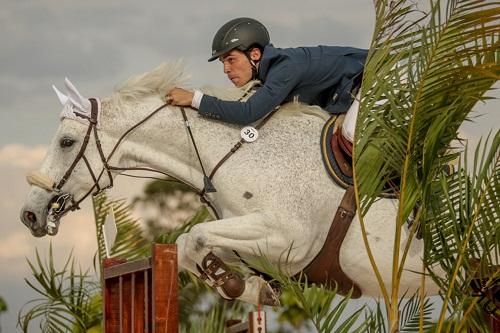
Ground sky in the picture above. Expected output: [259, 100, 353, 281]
[0, 0, 498, 332]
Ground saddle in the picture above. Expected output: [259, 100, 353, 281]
[308, 115, 454, 296]
[320, 115, 400, 198]
[302, 115, 400, 299]
[321, 115, 354, 188]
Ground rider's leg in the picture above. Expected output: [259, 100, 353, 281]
[341, 91, 361, 144]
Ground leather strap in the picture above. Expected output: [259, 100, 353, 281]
[200, 106, 280, 198]
[302, 186, 362, 298]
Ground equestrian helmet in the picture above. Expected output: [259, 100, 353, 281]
[208, 17, 270, 62]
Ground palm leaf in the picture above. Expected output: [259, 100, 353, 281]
[424, 131, 499, 331]
[398, 291, 434, 332]
[352, 0, 498, 328]
[180, 296, 248, 333]
[245, 249, 371, 333]
[363, 300, 389, 333]
[18, 244, 101, 332]
[356, 0, 499, 215]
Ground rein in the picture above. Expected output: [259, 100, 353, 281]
[28, 92, 279, 229]
[43, 99, 174, 220]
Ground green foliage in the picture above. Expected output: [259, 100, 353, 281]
[398, 292, 434, 332]
[155, 207, 211, 244]
[180, 294, 249, 333]
[246, 250, 370, 333]
[0, 295, 7, 333]
[132, 179, 202, 239]
[0, 296, 6, 313]
[360, 293, 435, 333]
[424, 132, 500, 331]
[356, 0, 499, 215]
[139, 179, 195, 197]
[353, 0, 499, 330]
[18, 244, 101, 333]
[363, 301, 388, 333]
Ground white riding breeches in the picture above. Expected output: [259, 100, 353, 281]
[341, 91, 360, 143]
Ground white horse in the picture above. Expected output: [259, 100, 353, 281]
[20, 63, 438, 306]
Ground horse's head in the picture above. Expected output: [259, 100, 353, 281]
[20, 79, 117, 237]
[20, 62, 249, 237]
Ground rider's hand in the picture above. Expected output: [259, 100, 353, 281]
[165, 88, 194, 107]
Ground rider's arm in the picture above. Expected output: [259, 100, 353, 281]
[195, 62, 299, 125]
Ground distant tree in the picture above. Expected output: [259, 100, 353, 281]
[0, 296, 7, 333]
[132, 180, 201, 239]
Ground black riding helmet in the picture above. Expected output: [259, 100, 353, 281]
[208, 17, 270, 62]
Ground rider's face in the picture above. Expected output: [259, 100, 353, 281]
[220, 49, 260, 87]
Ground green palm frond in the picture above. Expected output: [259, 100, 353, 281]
[180, 296, 248, 333]
[353, 0, 498, 329]
[398, 292, 434, 332]
[246, 249, 370, 333]
[18, 244, 101, 332]
[424, 131, 499, 331]
[356, 0, 499, 215]
[363, 300, 388, 333]
[155, 206, 211, 244]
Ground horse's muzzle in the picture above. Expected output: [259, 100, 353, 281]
[20, 209, 47, 237]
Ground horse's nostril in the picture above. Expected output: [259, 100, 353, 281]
[24, 211, 37, 224]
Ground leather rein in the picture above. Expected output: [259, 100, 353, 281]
[33, 93, 278, 231]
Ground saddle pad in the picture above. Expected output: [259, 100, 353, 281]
[320, 115, 353, 189]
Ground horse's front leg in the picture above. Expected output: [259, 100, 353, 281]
[176, 212, 284, 306]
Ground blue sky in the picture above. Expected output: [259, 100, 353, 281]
[0, 0, 498, 331]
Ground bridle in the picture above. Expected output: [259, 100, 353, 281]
[27, 99, 208, 224]
[28, 91, 278, 234]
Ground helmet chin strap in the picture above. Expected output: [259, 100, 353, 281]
[244, 50, 260, 80]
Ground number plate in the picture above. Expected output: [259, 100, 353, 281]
[240, 126, 259, 142]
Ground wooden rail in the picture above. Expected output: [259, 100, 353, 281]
[226, 311, 267, 333]
[103, 244, 178, 333]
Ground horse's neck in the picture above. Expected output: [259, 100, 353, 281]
[102, 97, 240, 189]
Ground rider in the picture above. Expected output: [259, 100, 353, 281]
[166, 17, 367, 147]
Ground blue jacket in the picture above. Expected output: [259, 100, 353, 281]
[198, 44, 368, 125]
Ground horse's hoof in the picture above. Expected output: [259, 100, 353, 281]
[258, 282, 281, 307]
[238, 275, 281, 306]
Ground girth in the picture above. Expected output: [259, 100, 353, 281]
[302, 186, 362, 298]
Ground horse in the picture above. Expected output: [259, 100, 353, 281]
[20, 62, 439, 306]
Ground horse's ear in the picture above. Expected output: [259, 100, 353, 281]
[52, 85, 69, 106]
[64, 78, 91, 112]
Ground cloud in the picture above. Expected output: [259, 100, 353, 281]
[0, 143, 96, 286]
[0, 231, 32, 260]
[0, 0, 381, 148]
[0, 144, 47, 168]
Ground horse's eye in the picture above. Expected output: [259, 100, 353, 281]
[60, 137, 75, 148]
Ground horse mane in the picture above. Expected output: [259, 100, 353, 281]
[112, 61, 189, 105]
[112, 62, 329, 120]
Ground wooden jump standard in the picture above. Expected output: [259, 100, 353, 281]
[102, 243, 268, 332]
[103, 243, 178, 333]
